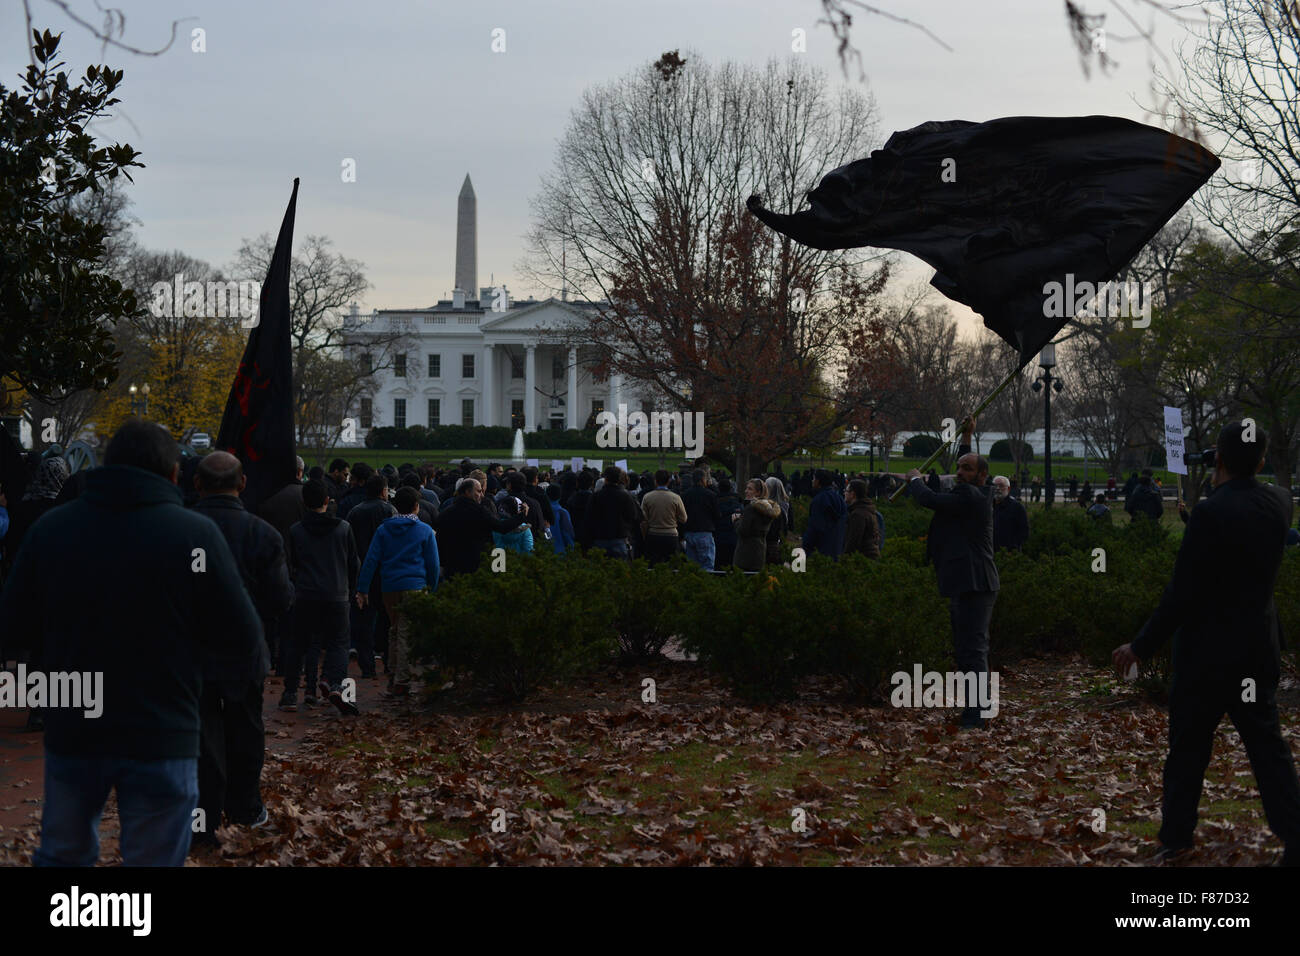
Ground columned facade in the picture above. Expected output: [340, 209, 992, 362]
[344, 296, 647, 443]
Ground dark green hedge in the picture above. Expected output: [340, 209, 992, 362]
[399, 501, 1299, 705]
[365, 424, 599, 450]
[989, 438, 1034, 461]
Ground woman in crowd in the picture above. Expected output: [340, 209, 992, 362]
[492, 496, 534, 554]
[732, 478, 780, 572]
[764, 476, 789, 565]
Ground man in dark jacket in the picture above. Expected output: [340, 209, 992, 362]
[435, 477, 529, 577]
[0, 419, 262, 866]
[991, 476, 1029, 551]
[284, 479, 359, 715]
[1114, 424, 1300, 866]
[259, 456, 308, 544]
[802, 469, 847, 559]
[325, 458, 351, 503]
[1122, 471, 1140, 500]
[906, 417, 999, 729]
[336, 462, 373, 520]
[843, 479, 881, 559]
[191, 451, 293, 843]
[712, 478, 743, 568]
[1125, 469, 1165, 523]
[401, 471, 438, 526]
[345, 474, 396, 678]
[521, 465, 555, 531]
[582, 467, 640, 558]
[681, 469, 722, 570]
[506, 472, 545, 539]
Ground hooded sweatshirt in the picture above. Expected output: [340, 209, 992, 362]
[0, 465, 262, 759]
[288, 510, 359, 602]
[359, 513, 440, 594]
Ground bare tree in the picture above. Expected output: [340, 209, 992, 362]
[522, 52, 895, 479]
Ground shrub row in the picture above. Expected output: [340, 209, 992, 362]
[364, 424, 599, 451]
[401, 502, 1298, 704]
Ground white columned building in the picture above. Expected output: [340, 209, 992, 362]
[340, 175, 653, 444]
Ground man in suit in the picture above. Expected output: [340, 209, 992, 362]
[1113, 423, 1300, 866]
[905, 416, 999, 729]
[991, 475, 1029, 551]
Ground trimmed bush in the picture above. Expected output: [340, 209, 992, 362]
[405, 550, 616, 700]
[989, 438, 1034, 461]
[903, 434, 943, 458]
[606, 554, 707, 661]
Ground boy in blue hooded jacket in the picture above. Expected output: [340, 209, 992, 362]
[356, 487, 439, 696]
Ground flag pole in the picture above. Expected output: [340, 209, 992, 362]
[888, 361, 1027, 501]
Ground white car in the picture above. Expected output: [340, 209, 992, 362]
[191, 432, 211, 449]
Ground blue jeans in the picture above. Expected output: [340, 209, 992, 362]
[36, 751, 198, 866]
[592, 538, 630, 560]
[684, 532, 716, 571]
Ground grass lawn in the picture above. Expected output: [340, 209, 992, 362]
[307, 446, 1219, 491]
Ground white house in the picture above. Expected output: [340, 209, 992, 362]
[343, 291, 633, 438]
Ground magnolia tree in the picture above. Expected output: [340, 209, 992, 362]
[524, 51, 897, 480]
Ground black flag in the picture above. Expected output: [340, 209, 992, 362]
[747, 116, 1220, 366]
[0, 423, 28, 504]
[216, 178, 299, 513]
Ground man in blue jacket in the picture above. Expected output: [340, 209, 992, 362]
[0, 420, 263, 866]
[801, 469, 847, 559]
[357, 487, 440, 697]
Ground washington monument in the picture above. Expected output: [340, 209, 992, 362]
[455, 174, 476, 295]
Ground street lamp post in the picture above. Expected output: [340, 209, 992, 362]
[128, 383, 150, 417]
[1031, 346, 1063, 509]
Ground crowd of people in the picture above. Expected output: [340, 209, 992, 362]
[2, 417, 1298, 866]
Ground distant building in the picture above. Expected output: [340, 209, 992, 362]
[344, 175, 641, 442]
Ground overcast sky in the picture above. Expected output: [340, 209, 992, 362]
[2, 0, 1205, 331]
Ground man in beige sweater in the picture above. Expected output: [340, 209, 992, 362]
[640, 469, 687, 565]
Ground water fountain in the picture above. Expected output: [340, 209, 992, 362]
[511, 427, 526, 465]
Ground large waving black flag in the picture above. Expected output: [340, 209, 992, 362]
[748, 116, 1219, 366]
[216, 178, 299, 513]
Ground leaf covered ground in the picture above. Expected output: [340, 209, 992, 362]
[2, 656, 1295, 866]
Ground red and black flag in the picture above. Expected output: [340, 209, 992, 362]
[747, 116, 1219, 367]
[216, 178, 299, 513]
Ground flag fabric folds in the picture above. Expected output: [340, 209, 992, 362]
[747, 116, 1220, 366]
[216, 178, 299, 513]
